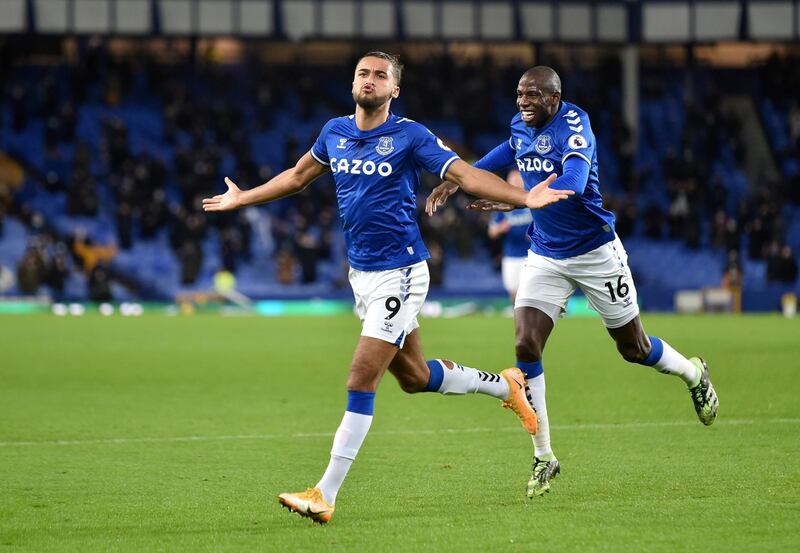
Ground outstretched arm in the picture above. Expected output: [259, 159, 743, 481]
[202, 152, 330, 212]
[443, 159, 573, 210]
[426, 140, 516, 215]
[467, 157, 591, 212]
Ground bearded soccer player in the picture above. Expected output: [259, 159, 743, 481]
[427, 66, 719, 498]
[202, 53, 574, 523]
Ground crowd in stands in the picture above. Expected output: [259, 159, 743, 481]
[0, 40, 798, 301]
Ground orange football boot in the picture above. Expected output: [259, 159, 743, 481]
[500, 368, 538, 434]
[278, 487, 334, 524]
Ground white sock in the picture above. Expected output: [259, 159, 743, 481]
[526, 374, 553, 459]
[316, 411, 372, 504]
[649, 338, 700, 387]
[436, 360, 509, 400]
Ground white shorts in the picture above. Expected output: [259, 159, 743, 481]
[515, 236, 640, 329]
[349, 261, 430, 348]
[501, 256, 526, 294]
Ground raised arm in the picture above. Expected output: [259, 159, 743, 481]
[202, 152, 330, 212]
[443, 160, 573, 210]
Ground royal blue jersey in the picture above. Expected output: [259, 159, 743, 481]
[491, 210, 532, 258]
[509, 101, 616, 259]
[311, 114, 460, 271]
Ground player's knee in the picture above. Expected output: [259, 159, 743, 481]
[617, 339, 649, 364]
[395, 372, 427, 394]
[515, 338, 543, 362]
[394, 359, 444, 394]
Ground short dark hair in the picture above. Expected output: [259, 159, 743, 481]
[357, 51, 403, 85]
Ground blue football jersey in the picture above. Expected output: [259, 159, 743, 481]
[509, 101, 616, 259]
[311, 114, 460, 271]
[491, 210, 532, 258]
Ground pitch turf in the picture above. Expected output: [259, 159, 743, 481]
[1, 313, 799, 552]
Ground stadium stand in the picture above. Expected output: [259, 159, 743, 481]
[0, 43, 798, 309]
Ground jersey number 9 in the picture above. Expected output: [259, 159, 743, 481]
[384, 297, 401, 320]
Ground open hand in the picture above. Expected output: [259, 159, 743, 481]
[202, 177, 243, 212]
[425, 181, 460, 216]
[525, 174, 574, 209]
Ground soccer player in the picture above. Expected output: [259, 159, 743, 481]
[488, 169, 532, 304]
[426, 66, 719, 498]
[202, 53, 574, 523]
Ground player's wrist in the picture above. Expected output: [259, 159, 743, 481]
[232, 190, 251, 209]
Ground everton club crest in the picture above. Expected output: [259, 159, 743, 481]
[376, 136, 395, 155]
[535, 134, 552, 155]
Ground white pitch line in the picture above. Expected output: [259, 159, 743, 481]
[1, 418, 798, 448]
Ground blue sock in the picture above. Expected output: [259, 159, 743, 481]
[424, 359, 444, 392]
[640, 336, 664, 366]
[345, 390, 376, 415]
[516, 360, 544, 379]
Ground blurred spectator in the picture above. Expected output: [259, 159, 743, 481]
[221, 224, 246, 273]
[428, 240, 445, 287]
[766, 243, 799, 284]
[275, 247, 295, 285]
[213, 268, 251, 308]
[0, 264, 15, 294]
[16, 247, 45, 295]
[746, 216, 769, 260]
[613, 198, 637, 239]
[0, 183, 9, 238]
[0, 154, 25, 238]
[721, 250, 743, 289]
[179, 240, 203, 285]
[723, 217, 741, 253]
[294, 214, 320, 284]
[45, 245, 70, 301]
[668, 186, 690, 240]
[317, 207, 336, 261]
[72, 234, 118, 273]
[243, 207, 273, 256]
[88, 262, 113, 302]
[67, 149, 99, 216]
[642, 204, 664, 239]
[116, 202, 134, 249]
[140, 190, 168, 239]
[10, 84, 27, 132]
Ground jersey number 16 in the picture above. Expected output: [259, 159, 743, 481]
[604, 276, 629, 303]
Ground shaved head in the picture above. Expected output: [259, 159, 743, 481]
[521, 66, 561, 95]
[516, 66, 562, 127]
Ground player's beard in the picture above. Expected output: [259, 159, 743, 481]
[353, 90, 392, 110]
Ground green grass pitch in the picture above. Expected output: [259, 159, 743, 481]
[1, 313, 799, 552]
